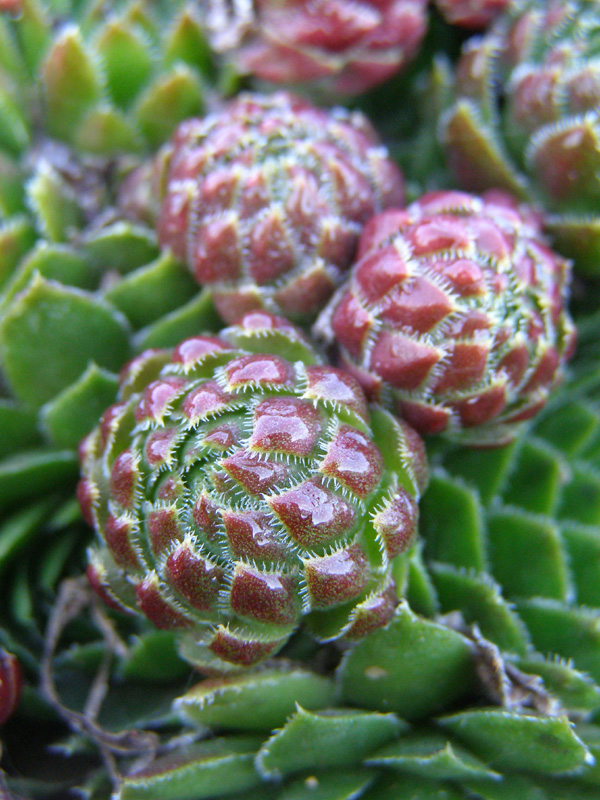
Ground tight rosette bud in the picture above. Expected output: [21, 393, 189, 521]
[316, 190, 575, 445]
[157, 92, 404, 324]
[0, 649, 22, 726]
[441, 0, 600, 273]
[80, 313, 427, 672]
[204, 0, 428, 95]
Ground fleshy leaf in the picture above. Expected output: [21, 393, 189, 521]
[0, 216, 35, 288]
[256, 706, 402, 779]
[134, 66, 204, 148]
[40, 363, 119, 448]
[0, 276, 130, 408]
[500, 440, 564, 515]
[366, 732, 500, 781]
[420, 471, 487, 571]
[486, 510, 571, 601]
[82, 222, 158, 274]
[118, 736, 264, 800]
[428, 563, 529, 655]
[177, 669, 336, 732]
[338, 602, 476, 720]
[42, 25, 103, 141]
[438, 709, 591, 773]
[0, 399, 39, 457]
[133, 289, 219, 351]
[119, 632, 189, 682]
[27, 162, 82, 241]
[104, 252, 198, 328]
[516, 599, 600, 684]
[0, 449, 78, 512]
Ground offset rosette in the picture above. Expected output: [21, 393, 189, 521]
[203, 0, 428, 96]
[316, 190, 575, 445]
[156, 92, 404, 324]
[79, 313, 427, 672]
[441, 0, 600, 273]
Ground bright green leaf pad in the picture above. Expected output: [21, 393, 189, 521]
[176, 669, 336, 732]
[256, 707, 402, 779]
[366, 732, 500, 781]
[338, 603, 475, 720]
[0, 276, 130, 408]
[438, 710, 591, 773]
[118, 737, 264, 800]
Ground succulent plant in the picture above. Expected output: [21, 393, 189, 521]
[0, 0, 226, 517]
[203, 0, 428, 96]
[434, 0, 511, 29]
[2, 313, 598, 800]
[441, 0, 600, 274]
[0, 0, 214, 158]
[80, 311, 427, 672]
[315, 189, 576, 445]
[157, 91, 405, 325]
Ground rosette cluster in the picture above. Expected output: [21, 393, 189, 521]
[204, 0, 428, 95]
[441, 0, 600, 272]
[316, 190, 575, 445]
[157, 91, 404, 324]
[79, 313, 427, 671]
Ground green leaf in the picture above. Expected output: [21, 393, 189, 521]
[0, 399, 39, 457]
[74, 105, 141, 155]
[362, 774, 465, 800]
[176, 669, 336, 732]
[119, 631, 189, 682]
[535, 403, 599, 458]
[164, 9, 213, 74]
[256, 706, 402, 780]
[0, 152, 25, 216]
[338, 602, 475, 720]
[0, 275, 130, 408]
[501, 440, 564, 515]
[366, 732, 500, 781]
[40, 363, 119, 448]
[135, 66, 204, 148]
[82, 221, 158, 273]
[516, 599, 600, 684]
[27, 162, 82, 241]
[438, 709, 591, 773]
[546, 216, 600, 277]
[96, 19, 153, 108]
[557, 466, 600, 526]
[133, 289, 219, 351]
[0, 449, 78, 512]
[405, 544, 439, 618]
[512, 655, 600, 713]
[0, 498, 55, 570]
[14, 0, 52, 74]
[0, 244, 94, 314]
[0, 216, 36, 288]
[562, 521, 600, 606]
[486, 510, 571, 601]
[42, 26, 103, 141]
[429, 563, 529, 655]
[277, 771, 375, 800]
[118, 737, 264, 800]
[420, 471, 487, 571]
[440, 441, 517, 507]
[441, 100, 528, 197]
[104, 252, 198, 328]
[0, 85, 29, 155]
